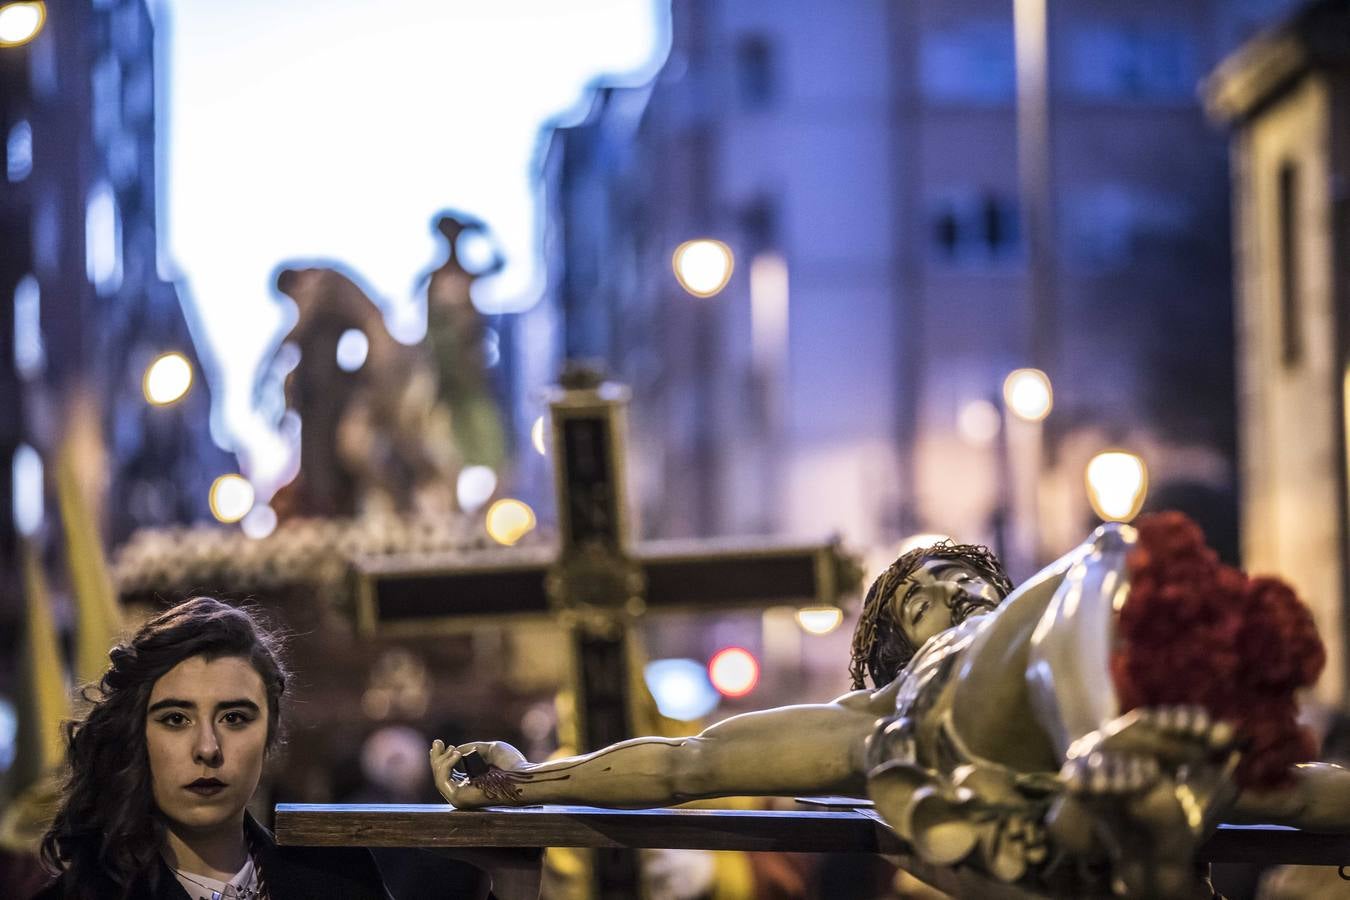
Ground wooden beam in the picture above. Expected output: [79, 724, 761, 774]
[275, 803, 903, 854]
[273, 804, 1350, 867]
[354, 538, 854, 637]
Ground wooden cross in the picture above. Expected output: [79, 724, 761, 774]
[352, 363, 861, 897]
[274, 803, 1350, 900]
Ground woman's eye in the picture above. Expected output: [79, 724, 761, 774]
[159, 712, 189, 727]
[221, 711, 255, 726]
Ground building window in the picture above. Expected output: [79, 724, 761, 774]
[91, 53, 122, 147]
[920, 21, 1015, 105]
[6, 119, 32, 182]
[735, 35, 775, 110]
[12, 444, 43, 538]
[13, 274, 44, 379]
[33, 194, 60, 274]
[738, 196, 778, 254]
[929, 189, 1021, 265]
[108, 132, 139, 187]
[86, 180, 123, 296]
[1065, 24, 1196, 101]
[1278, 161, 1302, 367]
[1061, 183, 1191, 269]
[28, 28, 57, 99]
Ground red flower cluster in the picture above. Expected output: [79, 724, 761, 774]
[1110, 511, 1325, 789]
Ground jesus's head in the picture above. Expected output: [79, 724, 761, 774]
[848, 541, 1012, 689]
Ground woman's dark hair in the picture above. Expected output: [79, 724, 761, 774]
[848, 541, 1012, 690]
[39, 596, 288, 898]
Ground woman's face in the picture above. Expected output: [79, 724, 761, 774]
[145, 655, 268, 835]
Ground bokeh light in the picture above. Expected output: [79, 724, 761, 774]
[143, 352, 193, 406]
[644, 658, 720, 721]
[456, 465, 497, 513]
[240, 503, 278, 540]
[708, 647, 759, 698]
[486, 498, 536, 546]
[788, 609, 842, 636]
[0, 2, 45, 47]
[11, 443, 42, 536]
[0, 697, 15, 772]
[957, 399, 1001, 446]
[1085, 450, 1148, 523]
[209, 474, 255, 524]
[1002, 368, 1053, 422]
[896, 533, 952, 557]
[672, 239, 734, 298]
[335, 328, 370, 372]
[531, 416, 548, 456]
[794, 606, 843, 636]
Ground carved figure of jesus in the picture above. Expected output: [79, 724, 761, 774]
[433, 518, 1350, 898]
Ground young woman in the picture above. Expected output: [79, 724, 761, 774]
[35, 596, 392, 900]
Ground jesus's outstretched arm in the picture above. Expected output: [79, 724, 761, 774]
[432, 680, 900, 809]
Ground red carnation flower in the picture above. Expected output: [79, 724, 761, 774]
[1111, 512, 1325, 790]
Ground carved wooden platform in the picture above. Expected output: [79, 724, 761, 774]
[274, 803, 1350, 867]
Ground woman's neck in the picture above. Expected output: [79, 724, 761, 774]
[161, 813, 250, 882]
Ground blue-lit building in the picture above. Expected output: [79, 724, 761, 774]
[523, 0, 1300, 564]
[0, 0, 230, 574]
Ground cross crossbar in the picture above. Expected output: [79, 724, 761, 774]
[355, 538, 850, 636]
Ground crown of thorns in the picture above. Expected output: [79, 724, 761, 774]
[848, 540, 1012, 690]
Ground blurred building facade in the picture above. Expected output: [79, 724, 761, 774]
[520, 0, 1301, 568]
[1206, 0, 1350, 704]
[0, 0, 231, 686]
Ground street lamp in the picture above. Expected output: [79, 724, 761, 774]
[1085, 450, 1148, 523]
[673, 239, 734, 533]
[0, 2, 45, 48]
[485, 498, 536, 546]
[794, 606, 843, 636]
[1001, 368, 1053, 579]
[1002, 368, 1053, 422]
[672, 239, 734, 298]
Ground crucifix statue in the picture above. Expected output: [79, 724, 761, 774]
[353, 361, 861, 896]
[434, 511, 1350, 899]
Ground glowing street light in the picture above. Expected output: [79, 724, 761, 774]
[209, 474, 254, 524]
[708, 647, 759, 698]
[143, 352, 193, 406]
[1002, 368, 1053, 422]
[672, 239, 734, 298]
[795, 606, 843, 636]
[485, 498, 536, 546]
[0, 2, 45, 47]
[1085, 450, 1148, 523]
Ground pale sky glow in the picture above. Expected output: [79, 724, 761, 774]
[161, 0, 670, 496]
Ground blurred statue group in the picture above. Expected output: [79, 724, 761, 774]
[434, 513, 1350, 899]
[262, 214, 506, 520]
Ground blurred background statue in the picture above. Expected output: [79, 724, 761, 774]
[262, 212, 506, 521]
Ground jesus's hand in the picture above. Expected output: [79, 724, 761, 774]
[431, 739, 530, 808]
